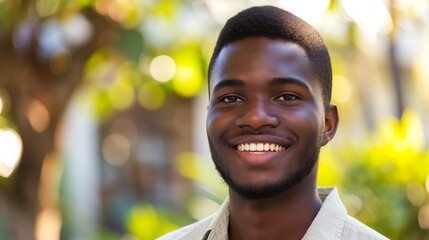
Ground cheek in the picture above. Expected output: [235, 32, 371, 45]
[206, 110, 227, 139]
[288, 107, 324, 136]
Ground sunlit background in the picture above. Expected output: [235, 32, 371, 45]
[0, 0, 428, 239]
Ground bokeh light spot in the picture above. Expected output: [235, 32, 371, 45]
[332, 75, 353, 104]
[418, 205, 429, 229]
[150, 55, 176, 82]
[402, 109, 425, 152]
[35, 208, 61, 240]
[37, 0, 60, 17]
[27, 100, 50, 133]
[62, 13, 93, 48]
[138, 82, 165, 110]
[342, 194, 363, 216]
[318, 148, 340, 186]
[84, 49, 115, 85]
[174, 152, 199, 180]
[127, 204, 160, 239]
[95, 0, 144, 28]
[279, 0, 330, 25]
[341, 0, 392, 35]
[0, 129, 23, 177]
[110, 118, 139, 147]
[189, 196, 220, 221]
[102, 133, 131, 166]
[406, 182, 426, 206]
[107, 80, 134, 110]
[173, 66, 202, 97]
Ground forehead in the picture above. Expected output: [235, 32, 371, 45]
[210, 37, 320, 93]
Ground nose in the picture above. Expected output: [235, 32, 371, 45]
[235, 98, 280, 130]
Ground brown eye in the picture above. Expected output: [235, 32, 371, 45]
[222, 96, 243, 103]
[276, 94, 299, 101]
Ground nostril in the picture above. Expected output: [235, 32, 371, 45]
[235, 109, 280, 129]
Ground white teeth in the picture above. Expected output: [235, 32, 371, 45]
[249, 143, 256, 151]
[264, 143, 270, 151]
[236, 143, 285, 152]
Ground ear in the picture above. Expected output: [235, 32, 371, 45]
[321, 104, 339, 146]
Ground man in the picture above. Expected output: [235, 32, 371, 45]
[159, 5, 388, 240]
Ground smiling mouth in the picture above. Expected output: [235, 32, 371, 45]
[236, 143, 286, 152]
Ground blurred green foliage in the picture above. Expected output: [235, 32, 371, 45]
[322, 109, 429, 239]
[126, 204, 179, 239]
[332, 111, 429, 239]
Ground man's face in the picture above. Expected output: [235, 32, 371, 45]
[207, 37, 337, 199]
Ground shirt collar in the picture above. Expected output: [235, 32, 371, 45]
[204, 196, 230, 240]
[302, 187, 347, 239]
[203, 187, 345, 240]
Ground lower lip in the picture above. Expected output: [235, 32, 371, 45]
[235, 150, 284, 166]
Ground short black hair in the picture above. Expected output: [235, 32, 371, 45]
[208, 6, 332, 105]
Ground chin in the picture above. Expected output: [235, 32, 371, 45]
[216, 162, 317, 200]
[230, 181, 294, 200]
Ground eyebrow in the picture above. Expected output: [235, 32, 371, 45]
[212, 77, 310, 93]
[212, 79, 245, 93]
[270, 77, 311, 90]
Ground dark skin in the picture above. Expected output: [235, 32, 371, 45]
[207, 37, 339, 240]
[228, 173, 321, 240]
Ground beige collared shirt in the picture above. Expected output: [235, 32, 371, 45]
[157, 188, 389, 240]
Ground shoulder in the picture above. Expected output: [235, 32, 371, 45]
[342, 215, 389, 240]
[156, 216, 214, 240]
[314, 187, 389, 240]
[157, 197, 231, 240]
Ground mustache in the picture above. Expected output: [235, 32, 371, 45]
[234, 128, 281, 136]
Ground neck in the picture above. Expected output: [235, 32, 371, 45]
[228, 172, 321, 240]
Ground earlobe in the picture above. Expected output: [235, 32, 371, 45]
[321, 104, 339, 146]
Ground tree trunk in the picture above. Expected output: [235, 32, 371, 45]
[0, 9, 117, 239]
[388, 0, 404, 119]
